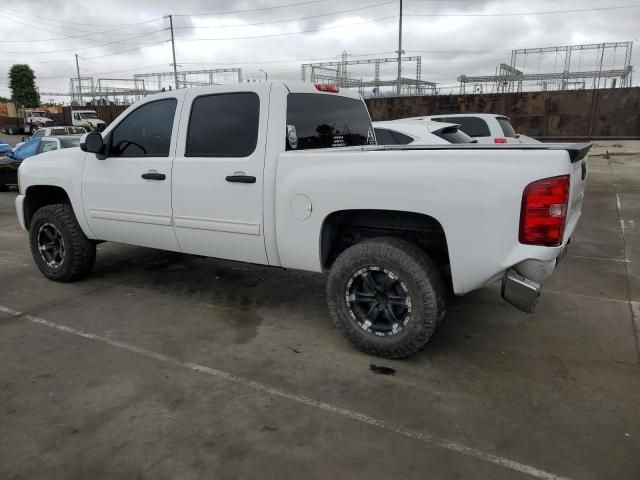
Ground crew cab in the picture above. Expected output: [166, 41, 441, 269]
[15, 82, 589, 358]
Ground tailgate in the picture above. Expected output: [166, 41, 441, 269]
[565, 151, 589, 241]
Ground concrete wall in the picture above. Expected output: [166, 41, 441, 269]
[365, 87, 640, 138]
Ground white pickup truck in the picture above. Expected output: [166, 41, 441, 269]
[15, 82, 589, 358]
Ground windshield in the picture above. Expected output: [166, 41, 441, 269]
[59, 138, 81, 148]
[80, 112, 99, 119]
[286, 94, 374, 150]
[30, 112, 46, 117]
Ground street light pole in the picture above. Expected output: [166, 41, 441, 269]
[75, 53, 83, 106]
[259, 69, 268, 81]
[396, 0, 403, 96]
[169, 14, 179, 89]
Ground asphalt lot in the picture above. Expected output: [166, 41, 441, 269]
[0, 150, 639, 480]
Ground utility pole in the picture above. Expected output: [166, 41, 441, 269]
[168, 14, 179, 89]
[75, 53, 83, 106]
[396, 0, 403, 96]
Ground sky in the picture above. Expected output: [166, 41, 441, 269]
[1, 0, 638, 102]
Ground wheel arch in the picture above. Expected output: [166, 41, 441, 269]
[23, 185, 73, 230]
[320, 209, 450, 273]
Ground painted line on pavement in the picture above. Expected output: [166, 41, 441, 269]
[0, 304, 571, 480]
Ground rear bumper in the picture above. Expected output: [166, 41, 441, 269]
[501, 269, 541, 312]
[15, 194, 26, 230]
[500, 241, 569, 312]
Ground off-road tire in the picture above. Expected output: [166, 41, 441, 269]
[29, 203, 96, 282]
[327, 237, 446, 359]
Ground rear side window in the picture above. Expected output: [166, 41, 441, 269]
[286, 94, 374, 150]
[433, 127, 476, 144]
[374, 128, 414, 145]
[497, 117, 517, 137]
[435, 117, 490, 137]
[186, 93, 259, 157]
[110, 98, 177, 157]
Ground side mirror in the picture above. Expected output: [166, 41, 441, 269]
[80, 132, 105, 156]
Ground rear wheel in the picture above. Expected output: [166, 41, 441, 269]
[29, 204, 96, 282]
[327, 237, 446, 359]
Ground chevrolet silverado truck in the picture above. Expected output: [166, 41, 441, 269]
[15, 82, 589, 358]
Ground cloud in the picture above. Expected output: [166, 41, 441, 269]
[0, 0, 637, 100]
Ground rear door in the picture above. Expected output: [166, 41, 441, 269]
[171, 84, 270, 264]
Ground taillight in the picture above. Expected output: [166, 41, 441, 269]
[494, 138, 507, 144]
[314, 83, 339, 93]
[519, 175, 570, 247]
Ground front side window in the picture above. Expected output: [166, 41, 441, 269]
[374, 128, 414, 145]
[186, 93, 259, 157]
[73, 113, 81, 120]
[286, 94, 374, 150]
[33, 130, 45, 138]
[374, 128, 398, 145]
[110, 98, 177, 157]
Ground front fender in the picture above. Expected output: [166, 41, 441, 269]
[19, 149, 94, 238]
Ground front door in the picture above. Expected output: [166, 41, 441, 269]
[171, 84, 269, 264]
[82, 95, 182, 251]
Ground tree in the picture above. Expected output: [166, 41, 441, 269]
[9, 64, 40, 107]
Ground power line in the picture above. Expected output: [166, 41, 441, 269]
[174, 2, 396, 29]
[81, 40, 170, 60]
[173, 0, 329, 17]
[0, 29, 168, 54]
[2, 6, 163, 27]
[405, 4, 640, 17]
[0, 17, 165, 43]
[177, 15, 398, 42]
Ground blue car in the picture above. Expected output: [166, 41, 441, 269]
[0, 135, 81, 191]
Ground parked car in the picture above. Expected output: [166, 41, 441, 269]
[16, 82, 589, 358]
[0, 142, 12, 155]
[1, 135, 81, 190]
[374, 120, 475, 145]
[71, 110, 106, 132]
[412, 114, 540, 144]
[2, 108, 57, 135]
[16, 126, 87, 150]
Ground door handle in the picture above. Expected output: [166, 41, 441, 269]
[141, 172, 166, 180]
[225, 175, 256, 184]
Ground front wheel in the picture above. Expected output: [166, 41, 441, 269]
[327, 237, 446, 359]
[29, 203, 96, 282]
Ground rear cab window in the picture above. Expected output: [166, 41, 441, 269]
[286, 94, 375, 150]
[496, 117, 517, 137]
[435, 116, 491, 138]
